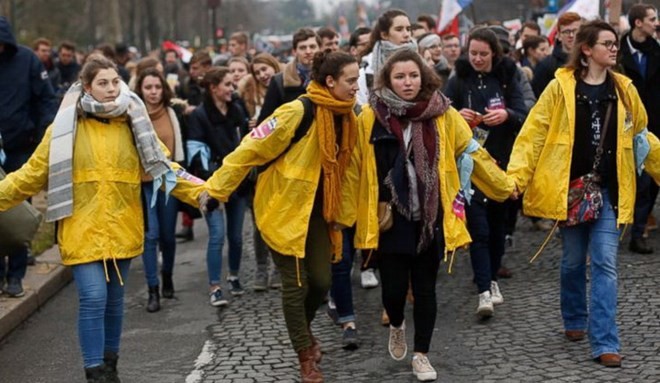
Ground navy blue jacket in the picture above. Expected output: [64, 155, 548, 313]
[0, 17, 57, 153]
[445, 56, 528, 170]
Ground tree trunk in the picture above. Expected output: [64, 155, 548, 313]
[109, 0, 122, 43]
[144, 0, 159, 51]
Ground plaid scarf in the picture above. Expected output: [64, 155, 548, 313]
[372, 90, 450, 253]
[46, 81, 172, 222]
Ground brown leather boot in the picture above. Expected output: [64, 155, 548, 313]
[298, 347, 324, 383]
[307, 326, 322, 363]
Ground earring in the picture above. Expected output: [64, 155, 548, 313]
[580, 57, 588, 67]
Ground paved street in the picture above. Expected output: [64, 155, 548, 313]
[1, 213, 660, 382]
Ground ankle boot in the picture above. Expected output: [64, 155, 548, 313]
[162, 272, 174, 298]
[103, 351, 121, 383]
[147, 285, 160, 312]
[307, 326, 322, 363]
[297, 347, 324, 383]
[85, 365, 108, 383]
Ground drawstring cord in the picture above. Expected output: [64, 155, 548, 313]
[113, 257, 124, 286]
[619, 224, 628, 242]
[362, 249, 374, 269]
[447, 249, 457, 274]
[295, 256, 302, 287]
[102, 256, 125, 286]
[529, 220, 559, 263]
[103, 257, 110, 283]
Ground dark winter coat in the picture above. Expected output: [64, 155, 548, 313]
[0, 16, 57, 153]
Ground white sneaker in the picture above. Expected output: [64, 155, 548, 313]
[477, 291, 494, 317]
[490, 281, 504, 305]
[361, 268, 379, 289]
[388, 321, 407, 361]
[412, 353, 437, 381]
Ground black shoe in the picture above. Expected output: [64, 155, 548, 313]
[147, 285, 160, 312]
[162, 272, 174, 299]
[629, 237, 653, 254]
[5, 278, 24, 297]
[175, 227, 194, 242]
[103, 351, 121, 383]
[85, 365, 108, 383]
[342, 327, 360, 350]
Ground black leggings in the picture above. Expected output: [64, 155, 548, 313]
[378, 245, 440, 353]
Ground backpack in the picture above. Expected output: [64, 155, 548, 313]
[256, 96, 315, 173]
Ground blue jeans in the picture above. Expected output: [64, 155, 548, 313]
[330, 227, 356, 324]
[466, 192, 506, 293]
[141, 182, 179, 287]
[205, 196, 247, 285]
[0, 150, 31, 281]
[72, 259, 131, 368]
[559, 189, 620, 358]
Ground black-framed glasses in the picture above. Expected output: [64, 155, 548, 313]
[560, 28, 578, 36]
[595, 40, 619, 51]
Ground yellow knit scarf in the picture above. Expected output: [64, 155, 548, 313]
[305, 81, 358, 259]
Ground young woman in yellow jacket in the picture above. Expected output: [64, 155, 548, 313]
[0, 55, 202, 382]
[201, 51, 360, 383]
[507, 21, 660, 368]
[344, 49, 515, 381]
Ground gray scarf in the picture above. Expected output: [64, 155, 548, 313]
[371, 40, 418, 77]
[46, 81, 172, 222]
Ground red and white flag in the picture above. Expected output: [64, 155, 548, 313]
[437, 0, 473, 35]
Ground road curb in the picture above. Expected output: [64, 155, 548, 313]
[0, 246, 71, 341]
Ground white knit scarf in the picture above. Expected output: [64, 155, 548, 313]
[46, 81, 173, 222]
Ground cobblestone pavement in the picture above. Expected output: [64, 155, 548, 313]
[193, 216, 660, 383]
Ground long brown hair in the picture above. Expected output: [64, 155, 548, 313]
[566, 20, 618, 79]
[375, 49, 442, 101]
[134, 68, 173, 107]
[567, 20, 630, 111]
[367, 9, 409, 54]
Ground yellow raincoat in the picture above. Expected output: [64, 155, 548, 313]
[205, 99, 357, 259]
[337, 104, 515, 253]
[507, 68, 660, 225]
[0, 117, 203, 266]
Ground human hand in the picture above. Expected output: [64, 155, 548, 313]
[184, 105, 196, 115]
[510, 186, 520, 200]
[459, 108, 483, 128]
[198, 191, 223, 215]
[248, 118, 257, 129]
[330, 222, 348, 231]
[483, 108, 508, 126]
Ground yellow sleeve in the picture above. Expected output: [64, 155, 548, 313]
[448, 108, 515, 202]
[155, 138, 204, 207]
[205, 100, 305, 202]
[0, 127, 52, 211]
[627, 83, 660, 185]
[506, 80, 558, 193]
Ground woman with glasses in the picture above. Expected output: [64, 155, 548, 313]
[508, 20, 660, 368]
[417, 32, 451, 88]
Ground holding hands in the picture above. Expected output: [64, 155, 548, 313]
[198, 190, 223, 215]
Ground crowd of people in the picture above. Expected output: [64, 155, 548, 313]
[0, 3, 659, 382]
